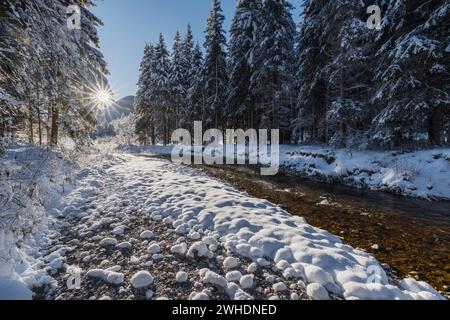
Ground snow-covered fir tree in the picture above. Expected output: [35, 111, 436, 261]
[179, 24, 195, 130]
[204, 0, 228, 130]
[0, 0, 108, 147]
[169, 31, 185, 130]
[135, 44, 155, 144]
[370, 0, 450, 148]
[251, 0, 296, 142]
[153, 33, 172, 144]
[0, 0, 23, 144]
[227, 0, 263, 129]
[187, 43, 206, 133]
[321, 0, 375, 148]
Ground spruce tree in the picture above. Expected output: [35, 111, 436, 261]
[251, 0, 296, 142]
[170, 31, 184, 130]
[227, 0, 263, 129]
[187, 44, 206, 133]
[204, 0, 228, 130]
[153, 33, 171, 144]
[370, 0, 450, 148]
[135, 44, 155, 144]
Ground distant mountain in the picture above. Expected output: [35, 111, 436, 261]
[97, 95, 135, 123]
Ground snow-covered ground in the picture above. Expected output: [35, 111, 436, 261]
[119, 144, 450, 201]
[279, 145, 450, 201]
[0, 145, 78, 299]
[28, 153, 444, 300]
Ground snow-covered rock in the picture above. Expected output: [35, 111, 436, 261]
[273, 282, 288, 292]
[186, 242, 213, 259]
[99, 238, 118, 247]
[170, 243, 187, 255]
[117, 242, 132, 250]
[307, 283, 330, 300]
[147, 243, 161, 254]
[131, 271, 154, 289]
[240, 274, 254, 289]
[190, 292, 210, 300]
[225, 271, 243, 282]
[139, 231, 154, 239]
[145, 289, 154, 299]
[86, 269, 124, 285]
[202, 270, 228, 288]
[223, 257, 240, 269]
[176, 271, 189, 283]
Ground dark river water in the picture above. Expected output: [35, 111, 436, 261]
[142, 154, 450, 294]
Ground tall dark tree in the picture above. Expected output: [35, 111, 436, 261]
[170, 31, 184, 130]
[153, 33, 171, 144]
[179, 24, 195, 130]
[204, 0, 228, 129]
[227, 0, 263, 129]
[370, 0, 450, 148]
[187, 44, 206, 133]
[135, 44, 155, 144]
[251, 0, 296, 142]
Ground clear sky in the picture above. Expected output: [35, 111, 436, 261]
[92, 0, 302, 99]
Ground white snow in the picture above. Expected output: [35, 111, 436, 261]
[170, 242, 188, 255]
[226, 271, 243, 282]
[273, 282, 288, 292]
[131, 271, 154, 289]
[202, 270, 228, 288]
[223, 257, 241, 269]
[0, 278, 33, 300]
[240, 274, 255, 289]
[176, 271, 189, 283]
[140, 144, 450, 200]
[96, 154, 443, 300]
[190, 292, 210, 300]
[186, 241, 213, 259]
[247, 263, 258, 274]
[99, 238, 118, 247]
[117, 241, 132, 250]
[139, 230, 154, 239]
[0, 145, 79, 298]
[3, 146, 443, 300]
[86, 269, 124, 285]
[147, 243, 161, 254]
[279, 145, 450, 201]
[307, 283, 330, 300]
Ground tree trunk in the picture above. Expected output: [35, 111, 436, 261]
[50, 106, 59, 146]
[151, 125, 155, 145]
[429, 105, 442, 145]
[37, 107, 42, 145]
[28, 105, 34, 144]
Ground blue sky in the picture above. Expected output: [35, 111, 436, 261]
[92, 0, 302, 99]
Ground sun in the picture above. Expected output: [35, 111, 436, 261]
[95, 89, 114, 108]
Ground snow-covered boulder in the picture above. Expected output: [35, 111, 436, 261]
[226, 271, 243, 282]
[223, 257, 240, 269]
[99, 238, 118, 247]
[202, 270, 228, 288]
[307, 283, 330, 300]
[139, 231, 154, 239]
[186, 242, 213, 259]
[240, 274, 254, 289]
[170, 243, 187, 255]
[147, 243, 161, 254]
[176, 271, 189, 283]
[131, 271, 154, 289]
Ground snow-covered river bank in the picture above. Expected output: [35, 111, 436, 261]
[24, 153, 446, 300]
[120, 144, 450, 201]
